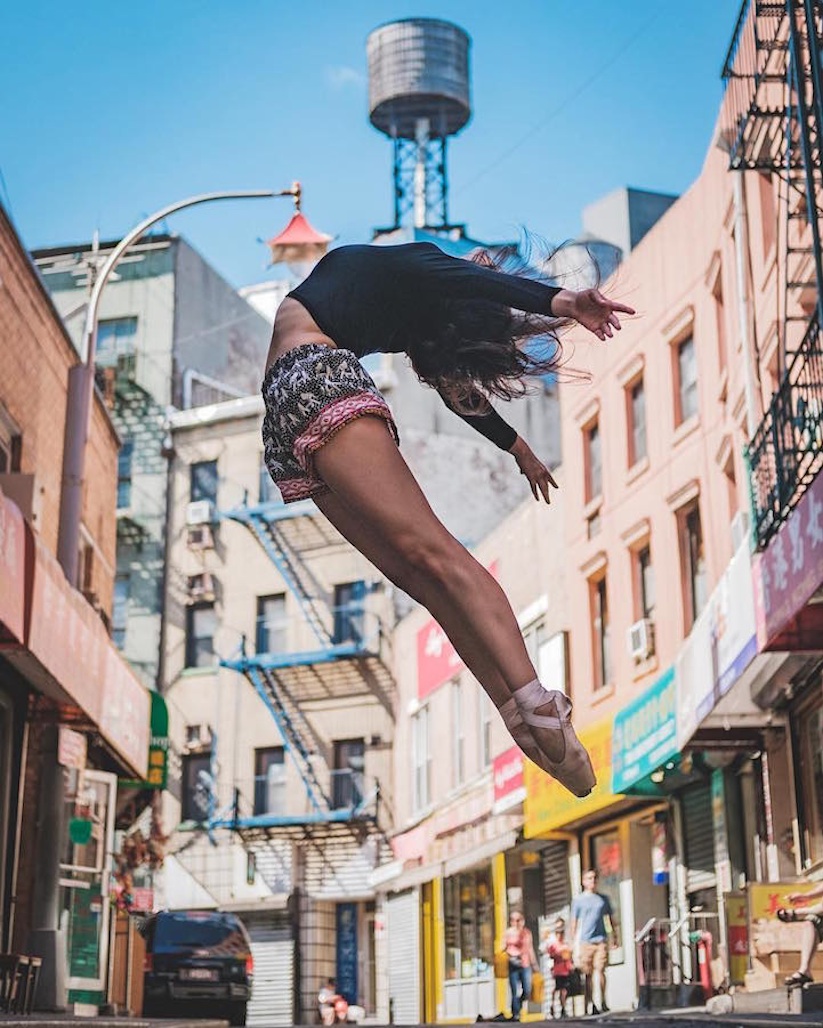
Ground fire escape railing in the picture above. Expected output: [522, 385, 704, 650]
[746, 311, 823, 547]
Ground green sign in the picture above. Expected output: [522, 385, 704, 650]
[612, 667, 677, 793]
[68, 887, 102, 980]
[146, 692, 169, 790]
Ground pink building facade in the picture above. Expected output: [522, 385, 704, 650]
[524, 2, 823, 1006]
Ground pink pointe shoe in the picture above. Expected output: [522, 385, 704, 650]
[499, 695, 548, 769]
[512, 680, 596, 798]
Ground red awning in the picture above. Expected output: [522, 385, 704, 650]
[6, 531, 150, 778]
[266, 212, 332, 265]
[0, 487, 27, 646]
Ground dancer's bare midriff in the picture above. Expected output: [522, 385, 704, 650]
[265, 297, 337, 374]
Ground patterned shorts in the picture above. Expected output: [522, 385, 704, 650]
[262, 344, 399, 503]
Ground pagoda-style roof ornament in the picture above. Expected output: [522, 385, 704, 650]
[267, 182, 332, 265]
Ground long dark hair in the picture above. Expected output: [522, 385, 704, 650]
[406, 236, 599, 410]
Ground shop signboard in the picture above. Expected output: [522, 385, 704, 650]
[749, 881, 823, 965]
[752, 469, 823, 645]
[676, 540, 758, 749]
[524, 717, 622, 837]
[25, 535, 150, 777]
[612, 667, 676, 794]
[336, 902, 358, 1004]
[416, 562, 498, 699]
[0, 487, 26, 646]
[492, 746, 524, 814]
[725, 891, 748, 986]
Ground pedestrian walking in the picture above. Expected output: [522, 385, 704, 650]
[569, 869, 615, 1015]
[262, 241, 633, 796]
[503, 911, 538, 1020]
[545, 917, 573, 1018]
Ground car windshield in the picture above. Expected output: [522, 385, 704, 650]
[154, 913, 244, 952]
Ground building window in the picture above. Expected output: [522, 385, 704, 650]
[452, 680, 465, 787]
[584, 420, 602, 501]
[333, 580, 366, 645]
[96, 316, 137, 367]
[259, 457, 276, 504]
[479, 690, 492, 769]
[412, 706, 431, 813]
[333, 738, 365, 810]
[254, 746, 286, 816]
[185, 603, 217, 668]
[117, 438, 134, 509]
[190, 460, 218, 505]
[712, 269, 727, 376]
[181, 752, 213, 822]
[443, 867, 494, 982]
[590, 574, 610, 690]
[256, 594, 287, 654]
[675, 336, 698, 424]
[679, 502, 707, 630]
[628, 378, 647, 465]
[112, 574, 130, 649]
[797, 701, 823, 865]
[637, 545, 655, 621]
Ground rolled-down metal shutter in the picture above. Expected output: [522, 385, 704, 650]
[387, 888, 420, 1025]
[245, 912, 294, 1027]
[681, 784, 715, 894]
[541, 840, 571, 917]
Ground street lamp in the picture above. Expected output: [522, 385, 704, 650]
[57, 184, 325, 584]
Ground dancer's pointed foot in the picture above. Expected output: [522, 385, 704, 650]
[513, 681, 596, 798]
[499, 695, 546, 768]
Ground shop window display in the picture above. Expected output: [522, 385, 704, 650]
[591, 829, 623, 957]
[444, 867, 494, 980]
[799, 705, 823, 865]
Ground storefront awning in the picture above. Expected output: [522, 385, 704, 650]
[0, 487, 27, 646]
[5, 531, 150, 777]
[524, 716, 624, 837]
[612, 667, 678, 795]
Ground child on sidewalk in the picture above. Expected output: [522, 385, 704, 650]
[546, 918, 573, 1018]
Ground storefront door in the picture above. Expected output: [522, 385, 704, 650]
[59, 769, 117, 997]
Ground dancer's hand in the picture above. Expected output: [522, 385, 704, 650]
[553, 288, 635, 340]
[509, 436, 558, 503]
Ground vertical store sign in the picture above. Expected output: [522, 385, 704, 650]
[336, 902, 358, 1004]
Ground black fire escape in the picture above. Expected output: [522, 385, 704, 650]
[722, 0, 823, 548]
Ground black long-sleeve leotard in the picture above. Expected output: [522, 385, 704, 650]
[287, 242, 561, 450]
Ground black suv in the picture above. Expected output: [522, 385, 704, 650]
[142, 909, 253, 1025]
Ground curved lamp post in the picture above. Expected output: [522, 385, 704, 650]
[57, 185, 313, 583]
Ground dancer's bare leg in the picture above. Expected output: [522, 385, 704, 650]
[311, 419, 537, 709]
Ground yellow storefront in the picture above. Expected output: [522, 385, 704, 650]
[524, 716, 670, 1012]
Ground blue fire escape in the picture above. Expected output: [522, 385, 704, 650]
[213, 495, 395, 838]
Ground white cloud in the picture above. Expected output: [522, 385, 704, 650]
[325, 65, 366, 91]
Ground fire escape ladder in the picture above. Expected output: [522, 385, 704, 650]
[245, 664, 332, 813]
[229, 508, 332, 648]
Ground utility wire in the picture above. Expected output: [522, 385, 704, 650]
[456, 9, 664, 197]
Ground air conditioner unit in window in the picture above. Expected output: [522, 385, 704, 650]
[186, 524, 215, 551]
[185, 724, 212, 751]
[186, 500, 215, 526]
[187, 572, 216, 604]
[730, 509, 750, 551]
[627, 618, 655, 662]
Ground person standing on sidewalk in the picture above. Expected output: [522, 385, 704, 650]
[569, 869, 615, 1015]
[503, 910, 538, 1020]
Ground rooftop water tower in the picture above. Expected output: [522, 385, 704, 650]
[367, 18, 472, 231]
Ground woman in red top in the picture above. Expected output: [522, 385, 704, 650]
[546, 917, 573, 1018]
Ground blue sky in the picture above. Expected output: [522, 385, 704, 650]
[3, 0, 740, 288]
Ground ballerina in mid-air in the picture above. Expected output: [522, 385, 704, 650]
[261, 241, 634, 796]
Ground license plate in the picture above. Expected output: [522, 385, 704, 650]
[181, 968, 218, 981]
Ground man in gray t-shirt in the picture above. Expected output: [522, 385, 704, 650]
[569, 869, 614, 1015]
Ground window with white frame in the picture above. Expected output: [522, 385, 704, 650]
[590, 573, 611, 690]
[678, 501, 707, 630]
[675, 335, 698, 424]
[628, 377, 647, 465]
[479, 690, 492, 769]
[452, 680, 465, 787]
[412, 705, 431, 813]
